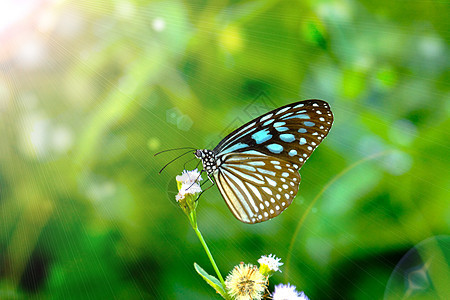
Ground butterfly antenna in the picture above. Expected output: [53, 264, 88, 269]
[158, 150, 194, 174]
[154, 147, 196, 156]
[196, 177, 216, 202]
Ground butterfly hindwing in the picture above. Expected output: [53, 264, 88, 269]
[214, 154, 301, 223]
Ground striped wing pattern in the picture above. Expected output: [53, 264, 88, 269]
[214, 154, 300, 223]
[213, 99, 333, 223]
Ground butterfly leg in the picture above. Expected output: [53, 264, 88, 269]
[200, 176, 216, 191]
[195, 178, 216, 202]
[185, 171, 205, 191]
[197, 169, 214, 184]
[201, 181, 216, 193]
[206, 172, 215, 184]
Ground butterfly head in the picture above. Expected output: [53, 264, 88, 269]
[195, 149, 218, 175]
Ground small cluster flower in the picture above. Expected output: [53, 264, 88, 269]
[258, 254, 283, 276]
[175, 169, 202, 201]
[175, 169, 203, 219]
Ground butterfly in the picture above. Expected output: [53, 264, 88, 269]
[192, 99, 334, 224]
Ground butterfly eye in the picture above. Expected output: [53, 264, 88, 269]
[195, 150, 203, 158]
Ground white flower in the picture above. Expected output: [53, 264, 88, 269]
[272, 283, 309, 300]
[177, 182, 202, 200]
[258, 254, 283, 273]
[176, 168, 202, 185]
[175, 169, 203, 202]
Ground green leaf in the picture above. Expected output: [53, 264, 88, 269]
[194, 263, 227, 299]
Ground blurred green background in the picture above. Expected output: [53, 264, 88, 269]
[0, 0, 449, 299]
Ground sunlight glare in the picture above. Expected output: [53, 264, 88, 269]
[0, 0, 42, 34]
[0, 0, 63, 65]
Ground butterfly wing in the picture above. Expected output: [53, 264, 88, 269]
[213, 99, 333, 223]
[214, 153, 301, 223]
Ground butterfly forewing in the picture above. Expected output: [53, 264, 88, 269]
[214, 100, 333, 169]
[214, 154, 301, 223]
[212, 99, 333, 224]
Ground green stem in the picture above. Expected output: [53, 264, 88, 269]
[191, 217, 226, 291]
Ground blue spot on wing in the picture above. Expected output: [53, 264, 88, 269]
[274, 122, 286, 127]
[275, 126, 289, 132]
[266, 144, 283, 153]
[263, 119, 274, 126]
[289, 149, 297, 156]
[279, 134, 295, 142]
[282, 114, 310, 120]
[299, 137, 306, 145]
[298, 128, 307, 133]
[252, 128, 272, 144]
[304, 121, 315, 127]
[219, 142, 248, 155]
